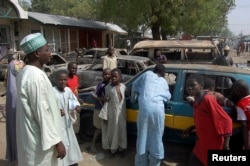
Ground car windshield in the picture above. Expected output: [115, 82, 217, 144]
[83, 50, 107, 59]
[144, 60, 155, 66]
[46, 54, 66, 66]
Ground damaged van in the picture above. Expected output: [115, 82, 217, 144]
[129, 40, 219, 64]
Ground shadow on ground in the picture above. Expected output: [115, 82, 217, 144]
[0, 159, 14, 166]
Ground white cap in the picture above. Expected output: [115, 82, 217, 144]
[20, 33, 47, 55]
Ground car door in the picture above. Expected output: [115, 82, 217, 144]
[171, 70, 238, 143]
[165, 69, 196, 143]
[162, 69, 190, 142]
[125, 68, 183, 137]
[125, 70, 146, 135]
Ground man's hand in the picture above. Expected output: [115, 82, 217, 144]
[104, 96, 110, 102]
[223, 136, 230, 150]
[60, 109, 65, 117]
[55, 141, 66, 159]
[92, 93, 98, 100]
[182, 125, 195, 138]
[75, 106, 81, 113]
[103, 119, 108, 124]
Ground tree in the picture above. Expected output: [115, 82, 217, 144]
[220, 26, 233, 38]
[31, 0, 50, 13]
[31, 0, 96, 19]
[19, 0, 31, 10]
[95, 0, 184, 39]
[180, 0, 235, 36]
[30, 0, 236, 40]
[94, 0, 235, 39]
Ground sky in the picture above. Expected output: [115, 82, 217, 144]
[228, 0, 250, 35]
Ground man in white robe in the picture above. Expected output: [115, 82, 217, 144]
[103, 47, 117, 70]
[16, 33, 66, 166]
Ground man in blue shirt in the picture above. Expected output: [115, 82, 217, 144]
[132, 64, 171, 166]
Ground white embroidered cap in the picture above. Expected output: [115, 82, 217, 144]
[20, 33, 47, 55]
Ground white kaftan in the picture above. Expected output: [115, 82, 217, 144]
[16, 65, 62, 166]
[53, 87, 83, 165]
[99, 83, 127, 152]
[103, 55, 117, 70]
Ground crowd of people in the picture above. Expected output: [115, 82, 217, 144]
[4, 33, 136, 166]
[3, 32, 250, 166]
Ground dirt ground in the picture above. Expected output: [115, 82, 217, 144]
[0, 85, 190, 166]
[0, 80, 191, 166]
[0, 79, 190, 166]
[0, 49, 250, 166]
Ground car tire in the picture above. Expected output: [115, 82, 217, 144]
[79, 112, 95, 141]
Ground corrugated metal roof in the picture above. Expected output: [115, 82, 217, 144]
[28, 12, 105, 29]
[28, 12, 128, 35]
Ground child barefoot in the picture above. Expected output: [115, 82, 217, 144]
[99, 68, 127, 156]
[90, 68, 111, 153]
[53, 70, 83, 166]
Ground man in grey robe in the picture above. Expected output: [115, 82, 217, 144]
[5, 55, 24, 164]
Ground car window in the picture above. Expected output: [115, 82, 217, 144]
[164, 72, 178, 98]
[137, 62, 144, 72]
[82, 50, 95, 58]
[125, 70, 178, 100]
[143, 60, 154, 67]
[186, 49, 214, 61]
[131, 49, 149, 57]
[117, 60, 127, 74]
[127, 62, 138, 75]
[119, 50, 128, 55]
[90, 64, 102, 71]
[118, 61, 137, 75]
[117, 60, 126, 68]
[46, 55, 66, 65]
[164, 49, 182, 60]
[82, 50, 107, 59]
[95, 51, 106, 59]
[183, 73, 235, 101]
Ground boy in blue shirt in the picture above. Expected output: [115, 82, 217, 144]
[90, 68, 111, 152]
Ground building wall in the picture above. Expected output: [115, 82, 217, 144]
[79, 29, 103, 49]
[1, 17, 127, 53]
[19, 19, 108, 53]
[0, 19, 12, 45]
[1, 1, 127, 53]
[19, 19, 61, 52]
[0, 19, 22, 51]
